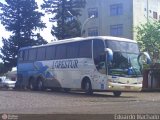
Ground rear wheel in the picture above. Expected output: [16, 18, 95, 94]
[4, 85, 9, 89]
[37, 78, 44, 91]
[63, 88, 71, 93]
[28, 78, 35, 90]
[84, 80, 93, 95]
[113, 91, 122, 97]
[51, 87, 61, 92]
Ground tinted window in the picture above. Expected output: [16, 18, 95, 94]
[24, 50, 29, 61]
[18, 50, 23, 61]
[88, 27, 98, 36]
[28, 49, 37, 61]
[46, 46, 55, 60]
[110, 4, 123, 16]
[79, 40, 92, 58]
[106, 40, 139, 53]
[67, 42, 79, 58]
[93, 39, 106, 74]
[37, 47, 46, 60]
[56, 44, 67, 59]
[93, 39, 105, 60]
[110, 24, 123, 37]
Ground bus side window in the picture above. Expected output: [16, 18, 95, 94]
[28, 49, 37, 61]
[79, 40, 92, 58]
[37, 47, 46, 60]
[67, 42, 79, 59]
[55, 44, 67, 59]
[93, 39, 105, 74]
[24, 50, 29, 61]
[18, 50, 24, 62]
[46, 46, 55, 60]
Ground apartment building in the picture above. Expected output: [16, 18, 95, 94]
[79, 0, 160, 40]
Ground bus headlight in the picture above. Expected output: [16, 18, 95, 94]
[137, 80, 142, 84]
[108, 79, 118, 83]
[137, 78, 143, 84]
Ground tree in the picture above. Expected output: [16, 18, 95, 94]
[0, 0, 47, 69]
[0, 62, 11, 75]
[42, 0, 86, 40]
[136, 21, 160, 62]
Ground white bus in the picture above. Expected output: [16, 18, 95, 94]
[16, 36, 151, 96]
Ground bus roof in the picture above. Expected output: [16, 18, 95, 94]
[19, 36, 137, 50]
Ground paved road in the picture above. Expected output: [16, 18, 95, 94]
[0, 90, 160, 114]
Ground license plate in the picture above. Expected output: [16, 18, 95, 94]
[125, 86, 131, 89]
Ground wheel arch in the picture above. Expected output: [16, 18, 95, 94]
[81, 76, 92, 89]
[28, 76, 35, 84]
[28, 74, 43, 85]
[36, 75, 45, 81]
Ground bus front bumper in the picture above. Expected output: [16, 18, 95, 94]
[107, 82, 142, 92]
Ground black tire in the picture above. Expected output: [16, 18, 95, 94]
[4, 85, 9, 89]
[84, 80, 93, 95]
[37, 78, 44, 91]
[63, 88, 71, 93]
[28, 78, 35, 90]
[51, 87, 61, 92]
[113, 91, 122, 97]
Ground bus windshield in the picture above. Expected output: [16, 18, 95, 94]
[105, 40, 141, 77]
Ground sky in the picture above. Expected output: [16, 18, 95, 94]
[0, 0, 55, 47]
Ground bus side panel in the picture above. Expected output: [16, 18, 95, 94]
[32, 60, 62, 88]
[52, 59, 81, 89]
[17, 62, 36, 87]
[72, 58, 107, 90]
[17, 59, 108, 91]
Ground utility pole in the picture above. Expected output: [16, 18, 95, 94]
[81, 15, 95, 37]
[146, 0, 149, 23]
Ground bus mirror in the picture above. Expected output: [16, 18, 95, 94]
[138, 52, 151, 64]
[105, 48, 113, 62]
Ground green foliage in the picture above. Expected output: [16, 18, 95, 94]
[0, 0, 47, 70]
[0, 62, 11, 75]
[42, 0, 86, 40]
[136, 21, 160, 62]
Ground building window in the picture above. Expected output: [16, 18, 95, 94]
[88, 8, 98, 18]
[153, 11, 158, 19]
[88, 27, 98, 36]
[110, 24, 123, 36]
[110, 3, 123, 16]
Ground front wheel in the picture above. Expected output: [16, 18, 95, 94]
[84, 80, 93, 95]
[113, 91, 122, 97]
